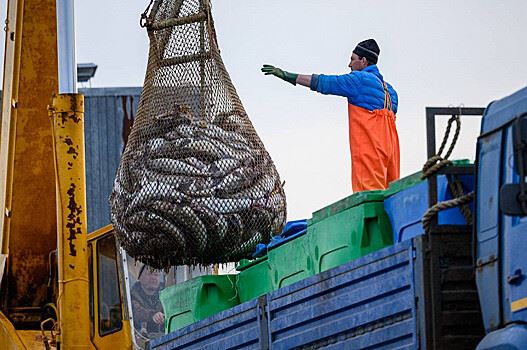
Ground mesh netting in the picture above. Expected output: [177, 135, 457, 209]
[109, 0, 286, 269]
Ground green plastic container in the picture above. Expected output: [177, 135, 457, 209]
[308, 190, 393, 274]
[235, 256, 273, 303]
[268, 233, 315, 289]
[160, 274, 239, 333]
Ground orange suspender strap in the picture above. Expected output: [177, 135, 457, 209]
[382, 82, 393, 112]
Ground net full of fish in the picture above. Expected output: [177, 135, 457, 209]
[109, 0, 286, 269]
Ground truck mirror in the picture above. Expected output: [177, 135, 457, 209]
[501, 115, 527, 216]
[513, 116, 527, 175]
[500, 184, 527, 216]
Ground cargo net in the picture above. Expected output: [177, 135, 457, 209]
[109, 0, 286, 269]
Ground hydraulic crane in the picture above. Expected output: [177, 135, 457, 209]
[0, 0, 134, 348]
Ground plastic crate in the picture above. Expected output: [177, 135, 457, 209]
[160, 274, 239, 333]
[267, 229, 315, 289]
[235, 256, 273, 303]
[384, 172, 474, 243]
[308, 191, 393, 274]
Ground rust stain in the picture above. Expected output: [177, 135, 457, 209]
[63, 137, 79, 159]
[59, 110, 81, 125]
[66, 183, 83, 257]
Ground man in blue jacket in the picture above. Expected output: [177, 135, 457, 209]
[262, 39, 400, 192]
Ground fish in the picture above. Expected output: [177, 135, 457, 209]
[147, 158, 205, 176]
[196, 121, 250, 145]
[192, 205, 229, 241]
[149, 139, 192, 159]
[183, 157, 207, 170]
[205, 138, 253, 162]
[170, 206, 208, 255]
[192, 197, 252, 214]
[216, 167, 257, 195]
[179, 138, 225, 161]
[226, 174, 276, 200]
[147, 137, 168, 154]
[124, 210, 187, 251]
[205, 158, 240, 177]
[173, 124, 196, 138]
[223, 231, 263, 260]
[127, 180, 190, 213]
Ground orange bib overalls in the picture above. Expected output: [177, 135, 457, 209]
[347, 82, 400, 192]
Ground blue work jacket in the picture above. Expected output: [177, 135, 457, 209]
[310, 65, 398, 113]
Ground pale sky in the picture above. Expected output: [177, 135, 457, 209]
[2, 0, 527, 221]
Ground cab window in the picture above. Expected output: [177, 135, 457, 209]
[97, 235, 123, 336]
[88, 244, 94, 339]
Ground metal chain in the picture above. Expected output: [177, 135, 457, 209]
[422, 192, 474, 234]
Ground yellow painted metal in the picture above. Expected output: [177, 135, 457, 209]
[88, 226, 133, 349]
[87, 224, 114, 241]
[0, 0, 59, 322]
[511, 296, 527, 313]
[49, 93, 90, 349]
[0, 311, 27, 349]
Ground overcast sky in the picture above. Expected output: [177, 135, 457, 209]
[2, 0, 527, 221]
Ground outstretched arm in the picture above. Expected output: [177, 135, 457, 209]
[261, 64, 312, 88]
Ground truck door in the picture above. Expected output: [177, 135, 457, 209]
[88, 227, 133, 348]
[501, 115, 527, 324]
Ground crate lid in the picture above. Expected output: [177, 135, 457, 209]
[236, 256, 268, 271]
[310, 190, 385, 223]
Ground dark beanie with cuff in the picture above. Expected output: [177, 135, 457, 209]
[353, 39, 380, 64]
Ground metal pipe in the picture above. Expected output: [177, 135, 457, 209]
[56, 0, 77, 93]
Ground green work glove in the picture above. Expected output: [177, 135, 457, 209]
[261, 64, 298, 85]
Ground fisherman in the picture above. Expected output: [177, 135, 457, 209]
[131, 265, 165, 336]
[262, 39, 399, 192]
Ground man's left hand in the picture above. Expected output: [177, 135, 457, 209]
[261, 64, 298, 85]
[153, 312, 165, 325]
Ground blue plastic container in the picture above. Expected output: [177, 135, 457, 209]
[384, 174, 474, 243]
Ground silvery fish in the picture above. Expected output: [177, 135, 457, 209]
[224, 231, 262, 259]
[183, 157, 207, 169]
[150, 138, 192, 159]
[128, 180, 189, 212]
[147, 137, 167, 153]
[205, 158, 240, 177]
[198, 122, 249, 145]
[182, 139, 225, 160]
[206, 138, 253, 162]
[170, 206, 208, 254]
[148, 158, 205, 176]
[193, 197, 252, 214]
[228, 174, 276, 200]
[226, 213, 244, 240]
[193, 205, 228, 241]
[216, 167, 255, 194]
[124, 211, 187, 251]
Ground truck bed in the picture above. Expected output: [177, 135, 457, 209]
[149, 226, 484, 349]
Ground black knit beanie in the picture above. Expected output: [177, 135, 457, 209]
[353, 39, 380, 64]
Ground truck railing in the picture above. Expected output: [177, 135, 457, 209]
[425, 107, 485, 229]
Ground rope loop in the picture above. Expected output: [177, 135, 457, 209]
[422, 191, 474, 234]
[420, 108, 474, 233]
[422, 114, 461, 179]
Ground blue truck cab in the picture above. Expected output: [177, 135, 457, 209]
[476, 87, 527, 349]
